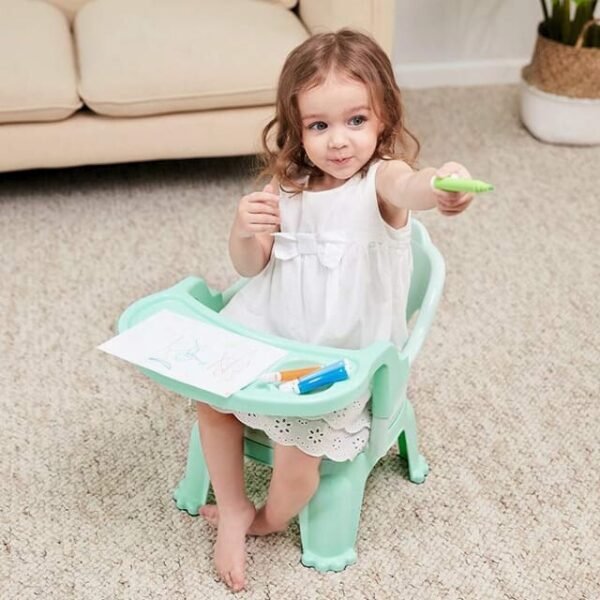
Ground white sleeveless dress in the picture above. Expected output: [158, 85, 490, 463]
[220, 160, 413, 461]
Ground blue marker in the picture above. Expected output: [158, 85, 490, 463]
[280, 359, 351, 394]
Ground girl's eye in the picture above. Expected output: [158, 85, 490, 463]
[308, 121, 327, 131]
[349, 115, 366, 127]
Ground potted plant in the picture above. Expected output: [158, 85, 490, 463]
[520, 0, 600, 145]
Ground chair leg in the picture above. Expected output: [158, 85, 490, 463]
[172, 422, 211, 516]
[298, 455, 370, 572]
[397, 400, 429, 484]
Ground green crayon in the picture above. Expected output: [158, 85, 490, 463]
[433, 176, 494, 194]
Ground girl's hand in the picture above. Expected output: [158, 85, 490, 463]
[433, 161, 474, 216]
[233, 184, 280, 238]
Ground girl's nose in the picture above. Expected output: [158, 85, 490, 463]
[328, 135, 348, 149]
[329, 131, 347, 148]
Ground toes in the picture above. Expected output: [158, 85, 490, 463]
[220, 570, 245, 593]
[223, 571, 233, 590]
[199, 505, 219, 526]
[231, 571, 246, 592]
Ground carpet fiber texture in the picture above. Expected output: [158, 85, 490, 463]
[1, 85, 598, 599]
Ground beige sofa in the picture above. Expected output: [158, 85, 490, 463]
[0, 0, 395, 173]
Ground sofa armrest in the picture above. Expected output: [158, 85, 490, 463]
[297, 0, 395, 56]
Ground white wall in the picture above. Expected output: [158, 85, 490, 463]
[393, 0, 542, 88]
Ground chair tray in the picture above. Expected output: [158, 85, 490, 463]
[117, 276, 402, 417]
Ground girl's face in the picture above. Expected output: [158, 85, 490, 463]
[298, 72, 383, 187]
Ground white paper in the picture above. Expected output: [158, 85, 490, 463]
[98, 309, 288, 397]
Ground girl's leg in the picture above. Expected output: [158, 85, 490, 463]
[195, 402, 255, 592]
[199, 442, 322, 536]
[250, 444, 322, 535]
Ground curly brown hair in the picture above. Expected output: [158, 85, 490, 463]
[259, 28, 420, 193]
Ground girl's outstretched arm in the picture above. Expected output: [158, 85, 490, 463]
[376, 159, 473, 215]
[229, 179, 280, 277]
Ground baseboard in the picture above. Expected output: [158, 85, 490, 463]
[394, 58, 529, 89]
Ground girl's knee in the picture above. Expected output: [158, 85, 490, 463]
[196, 401, 234, 423]
[274, 445, 322, 483]
[196, 401, 215, 417]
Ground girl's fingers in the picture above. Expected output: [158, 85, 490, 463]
[454, 193, 474, 207]
[438, 194, 473, 214]
[246, 204, 279, 216]
[436, 162, 471, 181]
[436, 192, 460, 207]
[247, 191, 280, 203]
[440, 192, 472, 206]
[246, 213, 280, 224]
[438, 191, 463, 203]
[249, 214, 280, 225]
[247, 223, 280, 233]
[244, 200, 279, 214]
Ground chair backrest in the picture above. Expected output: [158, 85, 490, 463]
[399, 219, 445, 367]
[406, 219, 443, 321]
[406, 230, 432, 322]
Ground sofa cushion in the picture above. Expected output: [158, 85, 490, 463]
[75, 0, 308, 118]
[46, 0, 296, 22]
[0, 1, 82, 124]
[44, 0, 92, 22]
[275, 0, 298, 8]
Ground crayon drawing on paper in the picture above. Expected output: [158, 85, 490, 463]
[98, 309, 287, 397]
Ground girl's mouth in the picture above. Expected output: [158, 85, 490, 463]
[330, 157, 351, 165]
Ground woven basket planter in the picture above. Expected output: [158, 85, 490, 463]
[520, 20, 600, 145]
[522, 22, 600, 99]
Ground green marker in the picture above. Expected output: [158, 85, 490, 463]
[432, 176, 494, 193]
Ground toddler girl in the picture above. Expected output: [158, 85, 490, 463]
[195, 28, 473, 592]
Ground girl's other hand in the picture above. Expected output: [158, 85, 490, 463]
[233, 184, 280, 238]
[434, 161, 474, 216]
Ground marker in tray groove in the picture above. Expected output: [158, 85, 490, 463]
[279, 359, 351, 394]
[259, 365, 322, 383]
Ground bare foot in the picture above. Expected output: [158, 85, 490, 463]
[200, 503, 287, 536]
[199, 504, 219, 527]
[248, 505, 288, 536]
[213, 502, 256, 593]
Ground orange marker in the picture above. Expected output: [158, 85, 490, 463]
[259, 365, 322, 383]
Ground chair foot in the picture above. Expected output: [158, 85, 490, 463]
[408, 453, 429, 484]
[397, 401, 429, 484]
[172, 480, 206, 516]
[298, 456, 370, 572]
[301, 548, 357, 572]
[172, 422, 211, 516]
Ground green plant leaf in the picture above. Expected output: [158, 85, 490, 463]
[590, 23, 600, 47]
[571, 3, 591, 43]
[561, 0, 572, 44]
[550, 0, 562, 40]
[544, 0, 599, 44]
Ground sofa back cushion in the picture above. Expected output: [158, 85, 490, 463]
[75, 0, 307, 118]
[44, 0, 93, 22]
[0, 1, 81, 123]
[45, 0, 297, 22]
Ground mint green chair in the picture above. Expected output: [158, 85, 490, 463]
[117, 218, 444, 572]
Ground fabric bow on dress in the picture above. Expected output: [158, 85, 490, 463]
[272, 232, 347, 269]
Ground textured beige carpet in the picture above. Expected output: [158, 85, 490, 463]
[1, 85, 599, 600]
